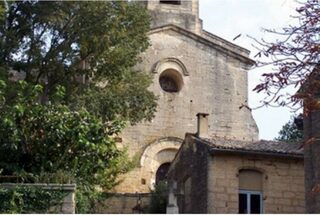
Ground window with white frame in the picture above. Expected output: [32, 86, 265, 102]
[239, 190, 263, 214]
[238, 170, 263, 214]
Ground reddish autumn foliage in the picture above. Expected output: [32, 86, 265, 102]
[253, 0, 320, 113]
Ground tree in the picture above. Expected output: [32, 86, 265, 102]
[0, 1, 157, 124]
[0, 79, 132, 212]
[252, 0, 320, 212]
[275, 115, 303, 143]
[252, 0, 319, 113]
[0, 1, 157, 212]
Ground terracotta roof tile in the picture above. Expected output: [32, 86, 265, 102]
[199, 137, 303, 156]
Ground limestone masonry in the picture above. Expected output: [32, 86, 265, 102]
[167, 133, 304, 213]
[116, 0, 258, 194]
[101, 1, 306, 214]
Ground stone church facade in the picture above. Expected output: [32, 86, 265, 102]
[116, 0, 258, 194]
[98, 0, 306, 213]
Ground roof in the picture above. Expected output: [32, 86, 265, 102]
[148, 24, 255, 66]
[195, 136, 303, 158]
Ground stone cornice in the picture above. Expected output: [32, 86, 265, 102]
[148, 24, 255, 66]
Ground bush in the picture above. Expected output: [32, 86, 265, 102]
[146, 182, 168, 214]
[0, 186, 66, 213]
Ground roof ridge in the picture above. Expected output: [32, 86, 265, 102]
[193, 135, 303, 156]
[202, 30, 250, 54]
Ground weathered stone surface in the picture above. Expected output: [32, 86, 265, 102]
[166, 134, 209, 213]
[146, 0, 202, 34]
[95, 193, 151, 214]
[207, 154, 305, 213]
[304, 110, 320, 213]
[168, 134, 305, 213]
[117, 0, 258, 193]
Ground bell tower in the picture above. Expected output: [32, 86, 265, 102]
[145, 0, 202, 34]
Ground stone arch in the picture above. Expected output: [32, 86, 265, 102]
[140, 137, 183, 169]
[238, 169, 263, 191]
[140, 137, 183, 189]
[152, 57, 189, 76]
[237, 166, 266, 176]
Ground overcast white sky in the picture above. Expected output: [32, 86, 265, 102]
[199, 0, 301, 140]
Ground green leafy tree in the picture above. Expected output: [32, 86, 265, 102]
[0, 1, 156, 212]
[0, 1, 157, 124]
[0, 79, 131, 212]
[275, 116, 303, 143]
[0, 3, 4, 23]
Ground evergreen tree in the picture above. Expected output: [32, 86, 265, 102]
[275, 115, 303, 143]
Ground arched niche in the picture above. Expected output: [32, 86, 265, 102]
[140, 137, 182, 170]
[152, 57, 189, 76]
[140, 137, 183, 189]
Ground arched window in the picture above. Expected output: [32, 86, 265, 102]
[156, 162, 171, 185]
[239, 169, 263, 214]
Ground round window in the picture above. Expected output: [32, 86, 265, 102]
[159, 69, 183, 93]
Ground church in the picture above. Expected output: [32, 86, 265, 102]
[98, 0, 305, 213]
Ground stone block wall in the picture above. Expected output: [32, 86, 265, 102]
[0, 183, 76, 213]
[122, 28, 258, 158]
[167, 134, 209, 213]
[207, 154, 305, 213]
[117, 26, 258, 193]
[147, 0, 201, 34]
[95, 193, 151, 214]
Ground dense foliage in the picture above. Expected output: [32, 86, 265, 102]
[275, 115, 303, 143]
[146, 182, 168, 214]
[0, 79, 132, 212]
[0, 186, 66, 213]
[0, 1, 157, 123]
[0, 1, 155, 212]
[0, 79, 129, 187]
